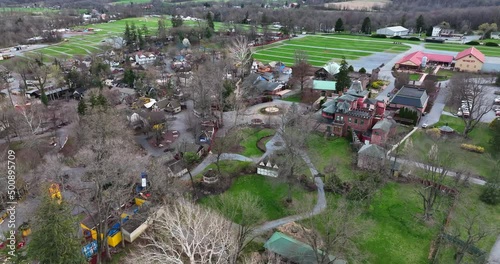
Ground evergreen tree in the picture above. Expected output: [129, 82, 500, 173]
[495, 74, 500, 86]
[157, 19, 167, 40]
[27, 195, 85, 264]
[123, 68, 136, 88]
[401, 14, 407, 27]
[40, 90, 49, 106]
[336, 57, 351, 92]
[335, 18, 344, 32]
[137, 28, 145, 50]
[489, 117, 500, 157]
[141, 24, 149, 36]
[206, 12, 214, 30]
[205, 27, 213, 39]
[77, 98, 87, 115]
[416, 15, 425, 33]
[130, 23, 137, 45]
[425, 26, 433, 36]
[348, 65, 354, 72]
[359, 67, 367, 73]
[361, 17, 371, 34]
[124, 22, 132, 46]
[171, 15, 183, 27]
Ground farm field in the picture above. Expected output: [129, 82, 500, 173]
[253, 35, 411, 67]
[425, 43, 500, 57]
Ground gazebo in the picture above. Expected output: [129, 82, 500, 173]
[439, 125, 455, 134]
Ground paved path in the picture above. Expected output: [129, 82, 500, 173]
[489, 236, 500, 264]
[375, 43, 424, 101]
[135, 135, 167, 157]
[180, 153, 255, 180]
[391, 157, 486, 185]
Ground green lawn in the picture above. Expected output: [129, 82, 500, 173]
[195, 160, 253, 179]
[410, 73, 422, 81]
[239, 128, 276, 157]
[436, 69, 455, 80]
[410, 115, 495, 180]
[281, 93, 302, 103]
[306, 134, 354, 181]
[358, 182, 444, 264]
[425, 43, 500, 57]
[200, 174, 312, 222]
[254, 35, 411, 67]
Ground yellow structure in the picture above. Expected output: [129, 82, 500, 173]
[80, 197, 149, 248]
[455, 47, 485, 72]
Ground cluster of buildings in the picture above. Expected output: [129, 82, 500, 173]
[395, 47, 485, 72]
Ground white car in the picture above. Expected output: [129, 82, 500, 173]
[495, 97, 500, 104]
[422, 123, 429, 128]
[457, 111, 463, 117]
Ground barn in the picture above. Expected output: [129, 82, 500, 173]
[376, 26, 409, 36]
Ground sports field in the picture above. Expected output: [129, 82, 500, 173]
[24, 16, 275, 60]
[253, 35, 411, 67]
[425, 43, 500, 57]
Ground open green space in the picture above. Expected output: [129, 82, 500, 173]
[281, 93, 302, 102]
[254, 35, 410, 67]
[306, 134, 354, 181]
[239, 128, 275, 157]
[436, 68, 455, 80]
[410, 73, 422, 81]
[358, 182, 445, 263]
[200, 174, 311, 221]
[425, 43, 500, 57]
[410, 115, 495, 180]
[194, 160, 253, 179]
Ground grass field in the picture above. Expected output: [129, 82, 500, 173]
[239, 128, 276, 157]
[411, 115, 495, 180]
[200, 174, 312, 221]
[410, 73, 422, 81]
[306, 134, 354, 181]
[253, 35, 411, 67]
[425, 43, 500, 57]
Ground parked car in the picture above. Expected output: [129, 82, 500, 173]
[422, 123, 429, 128]
[495, 97, 500, 104]
[494, 90, 500, 95]
[496, 110, 500, 117]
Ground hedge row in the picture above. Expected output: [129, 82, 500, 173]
[371, 34, 387, 38]
[466, 41, 480, 45]
[460, 144, 485, 153]
[485, 42, 499, 47]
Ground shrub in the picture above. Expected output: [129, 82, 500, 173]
[371, 34, 387, 38]
[390, 36, 402, 39]
[325, 174, 344, 193]
[465, 40, 480, 45]
[426, 128, 441, 140]
[371, 80, 385, 89]
[183, 152, 200, 165]
[408, 37, 421, 41]
[480, 183, 500, 205]
[485, 42, 499, 47]
[460, 143, 484, 153]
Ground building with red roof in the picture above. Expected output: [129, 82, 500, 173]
[455, 47, 485, 72]
[394, 51, 454, 70]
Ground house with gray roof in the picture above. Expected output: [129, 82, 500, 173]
[241, 73, 284, 97]
[371, 117, 398, 145]
[357, 143, 387, 169]
[389, 86, 429, 113]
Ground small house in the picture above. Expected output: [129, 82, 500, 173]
[257, 155, 279, 177]
[371, 117, 398, 146]
[357, 143, 386, 170]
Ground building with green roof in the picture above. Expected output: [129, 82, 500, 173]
[263, 232, 347, 264]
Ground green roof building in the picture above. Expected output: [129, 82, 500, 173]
[263, 232, 347, 264]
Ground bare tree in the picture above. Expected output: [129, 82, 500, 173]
[415, 144, 454, 222]
[276, 103, 310, 203]
[211, 127, 242, 175]
[75, 107, 142, 263]
[447, 74, 493, 137]
[214, 191, 265, 263]
[301, 198, 365, 263]
[227, 36, 253, 77]
[291, 50, 312, 92]
[448, 200, 494, 264]
[127, 200, 237, 264]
